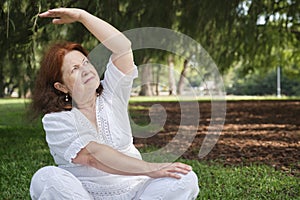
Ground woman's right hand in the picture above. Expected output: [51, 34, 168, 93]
[146, 162, 192, 179]
[39, 8, 85, 24]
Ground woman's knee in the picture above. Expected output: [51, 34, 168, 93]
[30, 166, 57, 198]
[168, 171, 199, 199]
[138, 171, 199, 200]
[30, 166, 92, 200]
[181, 171, 200, 195]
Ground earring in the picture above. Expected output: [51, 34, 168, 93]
[64, 93, 72, 110]
[65, 93, 69, 102]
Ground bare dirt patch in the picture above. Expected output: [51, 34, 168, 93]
[131, 100, 300, 176]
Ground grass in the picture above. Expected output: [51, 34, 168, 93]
[0, 98, 54, 199]
[181, 160, 299, 200]
[129, 95, 300, 102]
[0, 98, 299, 200]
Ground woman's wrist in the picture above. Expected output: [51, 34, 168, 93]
[77, 9, 89, 24]
[143, 162, 166, 177]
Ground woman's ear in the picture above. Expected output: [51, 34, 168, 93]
[54, 82, 68, 93]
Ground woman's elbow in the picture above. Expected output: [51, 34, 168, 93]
[72, 147, 94, 166]
[117, 36, 132, 54]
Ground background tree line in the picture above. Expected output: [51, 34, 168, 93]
[1, 0, 300, 97]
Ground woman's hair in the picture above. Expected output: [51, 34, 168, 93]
[30, 41, 103, 120]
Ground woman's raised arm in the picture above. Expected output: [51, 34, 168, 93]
[39, 8, 134, 74]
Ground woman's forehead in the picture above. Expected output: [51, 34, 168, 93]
[63, 50, 85, 66]
[64, 50, 86, 63]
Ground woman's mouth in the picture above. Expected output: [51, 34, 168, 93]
[84, 76, 94, 84]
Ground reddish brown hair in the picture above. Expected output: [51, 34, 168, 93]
[30, 41, 103, 119]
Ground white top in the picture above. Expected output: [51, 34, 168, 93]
[42, 58, 149, 199]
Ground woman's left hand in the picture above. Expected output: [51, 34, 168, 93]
[39, 8, 84, 24]
[146, 162, 193, 179]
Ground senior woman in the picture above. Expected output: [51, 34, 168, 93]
[29, 8, 199, 199]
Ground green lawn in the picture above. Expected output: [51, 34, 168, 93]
[0, 98, 299, 200]
[129, 95, 300, 102]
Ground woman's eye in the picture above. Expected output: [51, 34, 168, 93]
[83, 60, 89, 65]
[71, 66, 79, 73]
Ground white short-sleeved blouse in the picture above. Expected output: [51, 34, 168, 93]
[42, 58, 149, 199]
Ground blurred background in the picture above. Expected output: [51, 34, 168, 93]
[1, 0, 300, 98]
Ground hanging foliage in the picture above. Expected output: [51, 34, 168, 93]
[0, 0, 299, 97]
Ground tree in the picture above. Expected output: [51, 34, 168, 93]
[175, 0, 300, 96]
[1, 0, 300, 97]
[177, 59, 188, 95]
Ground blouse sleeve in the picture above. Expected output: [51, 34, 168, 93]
[101, 57, 138, 105]
[42, 111, 98, 165]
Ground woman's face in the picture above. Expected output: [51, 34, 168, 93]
[61, 50, 100, 101]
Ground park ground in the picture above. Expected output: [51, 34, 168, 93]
[132, 100, 300, 177]
[0, 98, 299, 199]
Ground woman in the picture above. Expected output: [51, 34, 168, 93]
[30, 8, 199, 200]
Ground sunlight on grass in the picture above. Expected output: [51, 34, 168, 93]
[225, 95, 300, 101]
[130, 95, 192, 102]
[0, 98, 30, 104]
[130, 95, 300, 102]
[129, 105, 149, 110]
[0, 98, 299, 199]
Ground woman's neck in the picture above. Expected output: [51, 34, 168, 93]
[76, 93, 98, 131]
[76, 93, 97, 111]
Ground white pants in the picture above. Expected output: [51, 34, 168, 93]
[30, 166, 199, 200]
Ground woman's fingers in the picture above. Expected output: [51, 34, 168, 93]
[167, 172, 182, 179]
[172, 162, 192, 171]
[38, 11, 51, 17]
[39, 8, 62, 15]
[52, 18, 63, 24]
[169, 165, 191, 175]
[38, 8, 81, 24]
[39, 9, 61, 17]
[147, 162, 192, 179]
[162, 162, 192, 179]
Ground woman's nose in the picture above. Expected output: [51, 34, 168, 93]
[82, 69, 88, 77]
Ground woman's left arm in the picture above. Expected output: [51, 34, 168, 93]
[39, 8, 134, 74]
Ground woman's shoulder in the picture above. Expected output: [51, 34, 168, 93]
[42, 110, 74, 124]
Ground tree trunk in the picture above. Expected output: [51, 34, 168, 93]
[155, 66, 161, 96]
[168, 55, 176, 95]
[177, 59, 189, 95]
[0, 63, 4, 98]
[139, 62, 153, 96]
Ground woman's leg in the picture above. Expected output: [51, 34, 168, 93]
[30, 166, 93, 200]
[136, 171, 199, 200]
